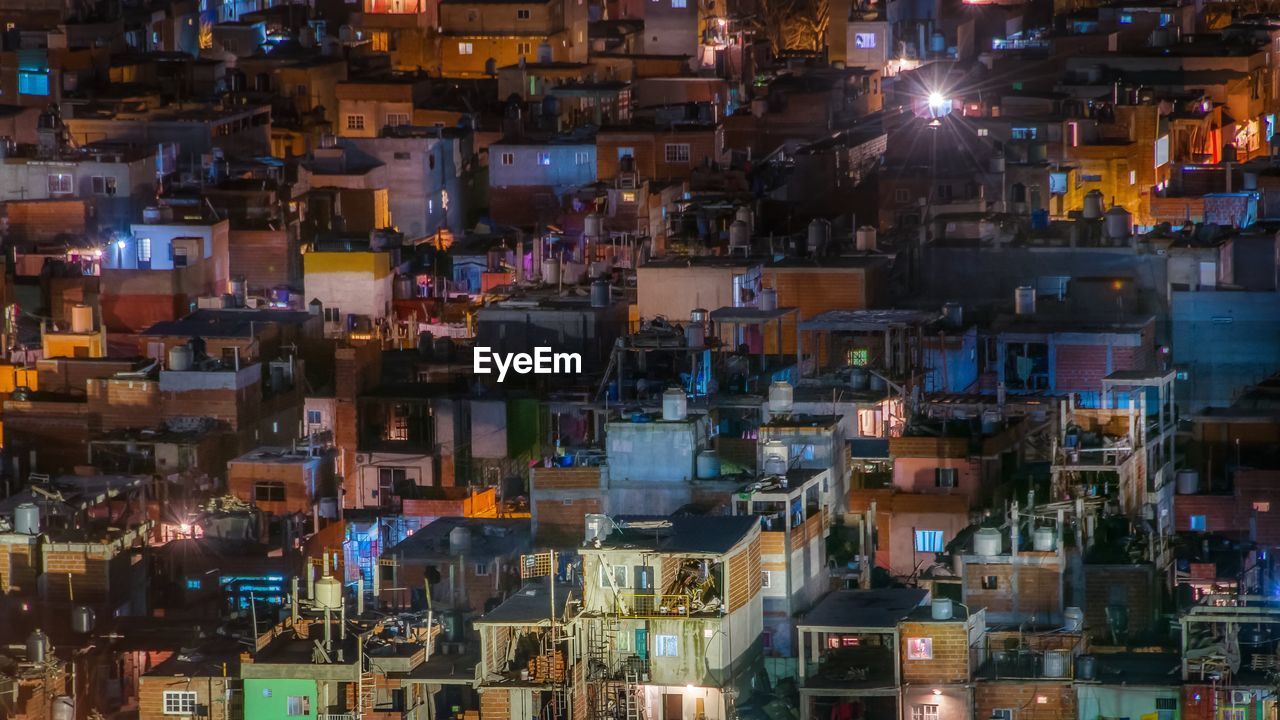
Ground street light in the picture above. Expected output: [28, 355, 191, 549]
[927, 91, 950, 118]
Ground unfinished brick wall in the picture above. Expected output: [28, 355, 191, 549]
[479, 687, 511, 720]
[0, 539, 39, 594]
[963, 561, 1061, 618]
[975, 680, 1074, 720]
[899, 621, 969, 684]
[1083, 564, 1154, 640]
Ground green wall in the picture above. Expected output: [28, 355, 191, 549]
[243, 678, 319, 719]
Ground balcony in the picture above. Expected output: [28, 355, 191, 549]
[973, 631, 1083, 680]
[614, 593, 722, 618]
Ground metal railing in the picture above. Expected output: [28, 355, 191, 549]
[614, 593, 711, 618]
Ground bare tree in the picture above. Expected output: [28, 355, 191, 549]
[785, 0, 829, 52]
[748, 0, 797, 55]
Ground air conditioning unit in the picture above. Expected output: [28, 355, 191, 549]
[356, 454, 369, 464]
[1232, 691, 1253, 705]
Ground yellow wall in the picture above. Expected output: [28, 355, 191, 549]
[41, 331, 107, 359]
[303, 251, 393, 279]
[0, 365, 38, 392]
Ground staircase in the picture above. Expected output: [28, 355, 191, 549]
[358, 643, 376, 716]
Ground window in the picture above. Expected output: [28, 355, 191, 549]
[1011, 127, 1038, 140]
[935, 468, 958, 488]
[163, 690, 198, 715]
[654, 634, 679, 656]
[672, 0, 687, 6]
[255, 482, 285, 502]
[475, 561, 491, 576]
[458, 41, 474, 55]
[665, 143, 691, 163]
[575, 151, 590, 165]
[378, 467, 406, 493]
[500, 152, 515, 165]
[1129, 170, 1137, 185]
[346, 114, 366, 131]
[982, 575, 999, 589]
[386, 112, 410, 127]
[760, 570, 771, 588]
[906, 637, 933, 660]
[296, 84, 307, 98]
[599, 564, 627, 588]
[617, 147, 635, 159]
[977, 128, 989, 137]
[18, 70, 49, 96]
[516, 8, 531, 18]
[537, 151, 551, 166]
[307, 410, 322, 424]
[1190, 515, 1207, 531]
[991, 710, 1014, 720]
[853, 32, 876, 48]
[323, 307, 341, 323]
[394, 151, 411, 160]
[894, 188, 910, 203]
[1255, 502, 1271, 512]
[137, 237, 152, 264]
[48, 173, 73, 195]
[172, 246, 188, 268]
[912, 705, 939, 720]
[1221, 710, 1246, 720]
[621, 191, 637, 203]
[914, 530, 944, 553]
[847, 348, 869, 366]
[91, 176, 117, 195]
[286, 696, 310, 716]
[186, 578, 202, 590]
[517, 41, 531, 55]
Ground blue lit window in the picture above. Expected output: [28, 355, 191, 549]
[186, 578, 202, 589]
[915, 530, 945, 553]
[1119, 13, 1133, 23]
[18, 71, 49, 96]
[1160, 12, 1171, 26]
[1190, 515, 1207, 531]
[1011, 127, 1038, 140]
[537, 151, 551, 166]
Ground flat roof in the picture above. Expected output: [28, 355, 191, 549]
[476, 576, 576, 625]
[709, 306, 798, 324]
[799, 309, 938, 332]
[799, 588, 929, 630]
[592, 515, 758, 555]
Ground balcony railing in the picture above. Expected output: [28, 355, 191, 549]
[613, 593, 721, 618]
[318, 713, 357, 720]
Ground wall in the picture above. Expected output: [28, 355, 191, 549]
[605, 417, 708, 482]
[1076, 685, 1179, 720]
[242, 678, 318, 720]
[138, 676, 239, 720]
[847, 489, 970, 577]
[899, 620, 969, 684]
[1082, 564, 1155, 640]
[1172, 290, 1280, 412]
[489, 142, 596, 192]
[635, 264, 743, 324]
[975, 681, 1074, 720]
[303, 251, 393, 323]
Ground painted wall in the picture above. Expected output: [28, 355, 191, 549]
[605, 417, 710, 482]
[1172, 290, 1280, 412]
[303, 251, 394, 324]
[242, 678, 318, 720]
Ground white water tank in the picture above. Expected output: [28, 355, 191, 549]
[1014, 286, 1036, 315]
[931, 597, 954, 620]
[1176, 469, 1200, 495]
[1043, 650, 1068, 678]
[760, 288, 778, 311]
[313, 575, 342, 610]
[70, 304, 94, 333]
[973, 527, 1002, 556]
[856, 226, 877, 252]
[585, 514, 615, 544]
[26, 629, 47, 663]
[729, 220, 750, 250]
[662, 388, 688, 421]
[541, 258, 561, 285]
[1083, 190, 1104, 219]
[1033, 526, 1057, 551]
[696, 451, 721, 479]
[762, 440, 790, 475]
[168, 345, 193, 372]
[584, 213, 604, 239]
[768, 381, 794, 415]
[561, 261, 586, 284]
[72, 606, 95, 634]
[449, 526, 472, 554]
[735, 205, 753, 232]
[1064, 606, 1084, 632]
[989, 153, 1006, 174]
[1104, 206, 1132, 241]
[52, 696, 74, 720]
[1244, 172, 1259, 191]
[14, 503, 39, 535]
[685, 323, 705, 348]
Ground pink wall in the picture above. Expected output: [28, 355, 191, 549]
[891, 457, 982, 507]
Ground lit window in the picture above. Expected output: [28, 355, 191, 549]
[500, 152, 515, 165]
[1011, 127, 1037, 140]
[854, 32, 876, 48]
[664, 143, 691, 163]
[977, 128, 989, 137]
[912, 705, 939, 720]
[386, 112, 410, 127]
[186, 578, 202, 590]
[621, 191, 637, 203]
[914, 530, 944, 553]
[137, 237, 152, 263]
[575, 151, 590, 165]
[654, 634, 679, 656]
[458, 41, 474, 55]
[47, 173, 73, 195]
[163, 691, 198, 714]
[20, 70, 49, 97]
[935, 468, 958, 488]
[1130, 170, 1137, 185]
[672, 0, 687, 6]
[982, 575, 999, 589]
[1118, 12, 1133, 23]
[847, 348, 869, 365]
[516, 8, 531, 18]
[760, 570, 771, 588]
[537, 151, 551, 166]
[1190, 515, 1207, 531]
[1255, 502, 1271, 512]
[286, 696, 310, 716]
[346, 114, 366, 131]
[906, 637, 933, 660]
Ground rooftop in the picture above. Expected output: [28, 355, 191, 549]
[591, 515, 758, 555]
[799, 588, 929, 630]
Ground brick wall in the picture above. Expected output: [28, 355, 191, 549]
[762, 268, 872, 355]
[0, 538, 38, 593]
[975, 681, 1074, 720]
[138, 676, 237, 720]
[229, 228, 294, 295]
[479, 687, 511, 720]
[87, 378, 163, 431]
[889, 436, 970, 459]
[534, 496, 602, 546]
[963, 562, 1060, 617]
[228, 459, 314, 516]
[1083, 564, 1154, 640]
[899, 621, 969, 684]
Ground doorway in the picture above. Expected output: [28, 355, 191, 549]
[663, 693, 683, 720]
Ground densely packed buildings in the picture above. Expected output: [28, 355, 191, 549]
[3, 0, 1280, 717]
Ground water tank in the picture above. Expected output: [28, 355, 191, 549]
[589, 260, 612, 278]
[71, 606, 95, 634]
[760, 288, 778, 311]
[662, 388, 688, 421]
[696, 450, 721, 480]
[227, 277, 247, 308]
[14, 503, 39, 535]
[974, 527, 1002, 556]
[584, 514, 615, 544]
[762, 440, 790, 475]
[70, 304, 94, 333]
[1043, 650, 1068, 678]
[690, 307, 708, 326]
[685, 323, 705, 348]
[1083, 190, 1104, 219]
[942, 302, 963, 328]
[931, 597, 954, 620]
[807, 218, 831, 255]
[856, 226, 877, 252]
[1104, 206, 1132, 241]
[26, 629, 47, 663]
[441, 610, 466, 642]
[768, 381, 794, 415]
[313, 575, 343, 610]
[584, 213, 603, 239]
[561, 261, 586, 284]
[848, 367, 870, 390]
[1014, 286, 1036, 315]
[1176, 469, 1200, 495]
[989, 154, 1006, 174]
[729, 220, 750, 249]
[1064, 606, 1084, 632]
[449, 526, 472, 554]
[735, 205, 753, 232]
[541, 258, 561, 285]
[1076, 654, 1098, 681]
[1244, 172, 1259, 191]
[394, 275, 416, 300]
[52, 696, 74, 720]
[168, 345, 193, 372]
[590, 280, 610, 308]
[930, 31, 945, 53]
[1033, 526, 1057, 552]
[318, 497, 339, 519]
